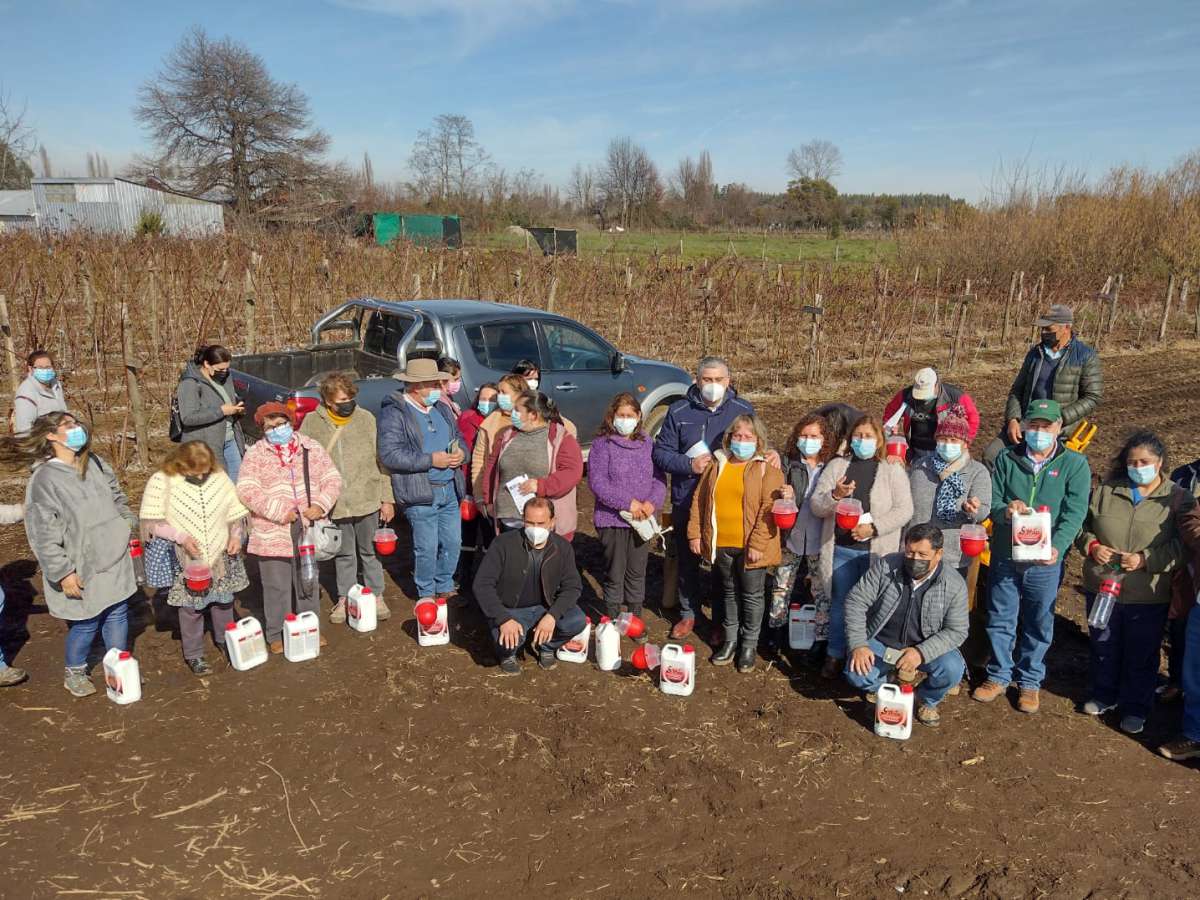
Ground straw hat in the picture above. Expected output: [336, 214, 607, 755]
[396, 358, 451, 383]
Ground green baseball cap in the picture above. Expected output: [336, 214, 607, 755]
[1025, 399, 1063, 422]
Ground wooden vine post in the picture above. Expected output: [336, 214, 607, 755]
[947, 280, 974, 371]
[1159, 273, 1176, 343]
[804, 292, 824, 384]
[0, 292, 18, 401]
[119, 292, 150, 469]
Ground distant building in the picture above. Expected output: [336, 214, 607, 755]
[30, 177, 225, 236]
[0, 190, 37, 232]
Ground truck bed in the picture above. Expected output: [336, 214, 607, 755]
[231, 345, 396, 390]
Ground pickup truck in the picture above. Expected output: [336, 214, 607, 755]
[230, 298, 693, 447]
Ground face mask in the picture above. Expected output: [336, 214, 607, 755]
[524, 525, 550, 546]
[904, 556, 932, 580]
[1025, 429, 1055, 453]
[446, 380, 462, 396]
[797, 436, 822, 457]
[64, 425, 88, 452]
[266, 423, 293, 445]
[211, 368, 231, 384]
[185, 472, 211, 486]
[850, 437, 877, 460]
[1042, 345, 1064, 360]
[526, 378, 540, 392]
[510, 410, 523, 430]
[1127, 464, 1158, 486]
[729, 440, 756, 461]
[420, 389, 441, 407]
[332, 400, 356, 417]
[613, 416, 638, 436]
[936, 441, 963, 462]
[477, 400, 495, 416]
[497, 394, 514, 412]
[32, 368, 56, 384]
[700, 382, 726, 404]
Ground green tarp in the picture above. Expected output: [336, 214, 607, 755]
[373, 213, 462, 248]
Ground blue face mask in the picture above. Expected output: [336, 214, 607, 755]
[729, 440, 756, 461]
[1025, 429, 1055, 452]
[266, 423, 294, 445]
[510, 410, 523, 431]
[64, 425, 88, 452]
[1127, 464, 1158, 486]
[1042, 343, 1064, 360]
[33, 368, 56, 384]
[424, 389, 442, 407]
[850, 438, 877, 460]
[477, 400, 495, 416]
[936, 441, 963, 462]
[797, 437, 823, 457]
[497, 394, 514, 412]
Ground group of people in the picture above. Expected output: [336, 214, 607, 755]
[4, 302, 1200, 764]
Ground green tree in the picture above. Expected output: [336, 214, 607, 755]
[786, 177, 839, 229]
[0, 141, 33, 189]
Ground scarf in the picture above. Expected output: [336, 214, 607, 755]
[271, 437, 301, 468]
[326, 408, 352, 428]
[932, 452, 969, 522]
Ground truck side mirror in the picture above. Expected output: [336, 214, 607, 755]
[611, 352, 627, 374]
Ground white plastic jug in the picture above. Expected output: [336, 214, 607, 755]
[556, 616, 591, 663]
[224, 616, 268, 671]
[594, 616, 621, 671]
[417, 597, 450, 646]
[347, 584, 378, 633]
[102, 648, 141, 705]
[788, 603, 817, 650]
[1012, 505, 1053, 562]
[874, 683, 914, 740]
[283, 611, 320, 662]
[659, 643, 696, 696]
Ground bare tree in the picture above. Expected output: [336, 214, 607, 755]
[37, 145, 52, 178]
[598, 137, 662, 228]
[671, 149, 714, 222]
[568, 163, 596, 212]
[362, 151, 375, 190]
[133, 27, 331, 213]
[787, 139, 843, 183]
[86, 153, 112, 179]
[409, 114, 491, 202]
[0, 85, 37, 189]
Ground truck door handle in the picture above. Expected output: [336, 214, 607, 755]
[555, 382, 578, 392]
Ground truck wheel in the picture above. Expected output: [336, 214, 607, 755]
[642, 401, 675, 441]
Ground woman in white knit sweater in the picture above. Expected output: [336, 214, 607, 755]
[139, 441, 249, 676]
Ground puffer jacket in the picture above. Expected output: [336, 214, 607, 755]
[882, 382, 980, 443]
[687, 450, 785, 569]
[175, 362, 246, 461]
[377, 390, 466, 508]
[1004, 338, 1103, 427]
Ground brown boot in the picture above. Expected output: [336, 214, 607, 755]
[375, 595, 391, 621]
[1017, 688, 1040, 714]
[972, 680, 1007, 703]
[268, 640, 284, 655]
[669, 618, 695, 640]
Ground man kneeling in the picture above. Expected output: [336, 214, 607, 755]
[844, 522, 968, 727]
[473, 497, 587, 675]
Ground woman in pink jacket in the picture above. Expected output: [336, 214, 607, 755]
[236, 402, 342, 653]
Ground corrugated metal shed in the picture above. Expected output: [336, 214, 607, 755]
[31, 177, 225, 236]
[0, 190, 37, 232]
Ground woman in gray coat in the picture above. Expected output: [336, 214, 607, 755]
[175, 345, 246, 482]
[21, 412, 140, 698]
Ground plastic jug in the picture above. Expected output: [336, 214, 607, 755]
[298, 525, 318, 586]
[1011, 505, 1053, 562]
[959, 523, 987, 558]
[875, 683, 914, 740]
[835, 498, 863, 531]
[772, 498, 798, 530]
[416, 597, 449, 646]
[102, 648, 141, 704]
[1087, 576, 1122, 630]
[373, 527, 397, 556]
[885, 434, 909, 460]
[788, 602, 817, 650]
[184, 561, 212, 593]
[283, 611, 320, 662]
[129, 538, 146, 587]
[631, 643, 661, 671]
[557, 616, 591, 663]
[347, 584, 378, 633]
[224, 617, 268, 671]
[594, 616, 621, 671]
[615, 611, 645, 640]
[659, 644, 696, 696]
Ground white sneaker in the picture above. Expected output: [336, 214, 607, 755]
[63, 667, 96, 698]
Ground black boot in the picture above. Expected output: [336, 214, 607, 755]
[736, 643, 757, 673]
[710, 641, 736, 666]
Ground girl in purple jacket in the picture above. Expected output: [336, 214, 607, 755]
[588, 393, 668, 630]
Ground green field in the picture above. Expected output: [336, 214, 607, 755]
[470, 228, 897, 266]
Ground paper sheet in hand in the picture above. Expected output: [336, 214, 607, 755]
[685, 441, 711, 459]
[506, 474, 533, 513]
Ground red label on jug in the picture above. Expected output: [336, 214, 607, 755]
[877, 706, 907, 727]
[663, 665, 688, 684]
[564, 639, 584, 653]
[1015, 525, 1045, 546]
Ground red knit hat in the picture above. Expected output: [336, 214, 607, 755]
[254, 401, 295, 428]
[935, 404, 971, 442]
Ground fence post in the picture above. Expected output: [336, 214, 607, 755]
[1180, 277, 1190, 316]
[243, 260, 257, 353]
[1159, 273, 1176, 342]
[1093, 276, 1113, 349]
[119, 293, 150, 469]
[1002, 270, 1018, 345]
[805, 293, 824, 384]
[947, 281, 973, 371]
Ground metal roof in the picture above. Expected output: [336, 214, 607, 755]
[0, 190, 35, 217]
[31, 177, 222, 206]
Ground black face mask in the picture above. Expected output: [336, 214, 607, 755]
[185, 472, 211, 486]
[904, 556, 932, 580]
[333, 400, 356, 417]
[211, 369, 231, 384]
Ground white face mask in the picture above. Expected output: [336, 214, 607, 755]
[524, 525, 550, 547]
[613, 416, 639, 436]
[526, 378, 540, 391]
[700, 382, 726, 404]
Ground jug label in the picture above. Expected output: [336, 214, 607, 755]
[877, 705, 908, 727]
[663, 665, 689, 685]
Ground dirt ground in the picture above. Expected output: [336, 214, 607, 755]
[3, 346, 1200, 899]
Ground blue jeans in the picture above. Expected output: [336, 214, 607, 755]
[490, 604, 587, 659]
[64, 600, 129, 669]
[829, 544, 871, 659]
[223, 438, 243, 483]
[1087, 595, 1168, 719]
[985, 556, 1062, 690]
[1181, 602, 1200, 740]
[404, 483, 461, 598]
[844, 638, 966, 707]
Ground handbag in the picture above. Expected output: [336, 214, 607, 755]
[302, 447, 342, 561]
[144, 537, 180, 588]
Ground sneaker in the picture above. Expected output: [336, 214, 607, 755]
[1017, 688, 1040, 714]
[376, 596, 391, 621]
[1120, 715, 1145, 735]
[864, 692, 878, 705]
[0, 666, 29, 687]
[820, 656, 843, 680]
[947, 681, 963, 697]
[1157, 684, 1183, 704]
[1082, 699, 1116, 716]
[329, 598, 347, 624]
[268, 640, 284, 655]
[1159, 737, 1200, 761]
[669, 618, 695, 640]
[63, 667, 96, 698]
[186, 657, 213, 677]
[537, 648, 557, 670]
[917, 703, 941, 727]
[972, 680, 1007, 703]
[498, 656, 521, 676]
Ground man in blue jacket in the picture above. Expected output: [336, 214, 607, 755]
[653, 356, 762, 640]
[378, 358, 466, 603]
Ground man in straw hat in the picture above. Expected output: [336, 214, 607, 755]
[378, 358, 467, 605]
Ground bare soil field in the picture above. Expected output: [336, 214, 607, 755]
[2, 347, 1200, 899]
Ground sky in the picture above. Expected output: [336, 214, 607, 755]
[3, 0, 1200, 201]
